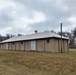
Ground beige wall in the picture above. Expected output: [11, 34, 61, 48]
[0, 44, 4, 50]
[5, 43, 9, 50]
[67, 40, 69, 52]
[0, 44, 3, 50]
[52, 38, 59, 52]
[20, 41, 25, 51]
[0, 44, 2, 50]
[45, 39, 54, 52]
[1, 44, 4, 50]
[24, 41, 30, 51]
[58, 39, 62, 53]
[62, 40, 64, 52]
[36, 39, 45, 52]
[36, 38, 61, 52]
[8, 43, 12, 50]
[31, 39, 56, 52]
[11, 42, 15, 50]
[15, 42, 20, 51]
[0, 38, 69, 52]
[3, 44, 6, 50]
[0, 44, 1, 50]
[64, 40, 69, 52]
[57, 39, 69, 53]
[2, 44, 5, 50]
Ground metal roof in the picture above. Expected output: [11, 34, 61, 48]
[0, 31, 69, 43]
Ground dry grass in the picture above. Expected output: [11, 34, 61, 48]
[0, 50, 76, 75]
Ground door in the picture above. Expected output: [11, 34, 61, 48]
[6, 43, 8, 50]
[30, 41, 36, 51]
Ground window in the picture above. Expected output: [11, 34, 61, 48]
[21, 41, 23, 44]
[47, 39, 50, 43]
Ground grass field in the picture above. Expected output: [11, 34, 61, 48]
[0, 49, 76, 75]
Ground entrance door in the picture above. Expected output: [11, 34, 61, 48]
[30, 41, 36, 51]
[6, 43, 8, 50]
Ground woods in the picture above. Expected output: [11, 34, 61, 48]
[0, 34, 23, 42]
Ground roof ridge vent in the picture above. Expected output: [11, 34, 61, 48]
[44, 30, 49, 32]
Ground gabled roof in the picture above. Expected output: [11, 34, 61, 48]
[0, 31, 69, 43]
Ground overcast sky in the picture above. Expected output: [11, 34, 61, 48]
[0, 0, 76, 35]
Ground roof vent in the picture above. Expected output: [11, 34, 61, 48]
[34, 30, 38, 34]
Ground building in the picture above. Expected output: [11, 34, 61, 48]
[0, 31, 69, 52]
[74, 37, 76, 45]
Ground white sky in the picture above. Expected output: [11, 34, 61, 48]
[0, 0, 76, 35]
